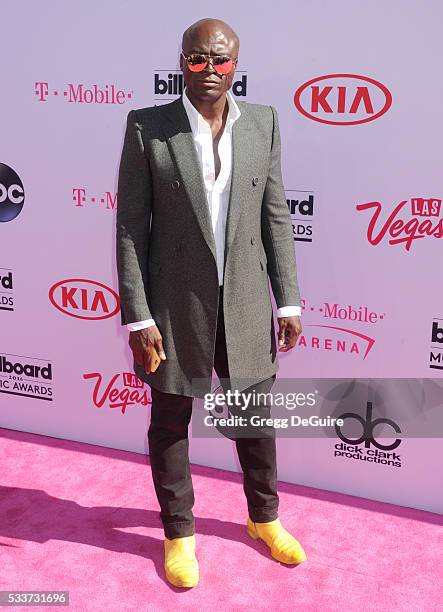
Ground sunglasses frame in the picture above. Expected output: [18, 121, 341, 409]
[181, 51, 238, 75]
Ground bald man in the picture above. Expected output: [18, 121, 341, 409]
[116, 17, 307, 588]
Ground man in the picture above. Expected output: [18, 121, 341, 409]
[116, 17, 307, 588]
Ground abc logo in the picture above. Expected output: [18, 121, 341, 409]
[0, 163, 25, 222]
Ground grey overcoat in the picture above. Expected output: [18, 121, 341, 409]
[116, 94, 301, 398]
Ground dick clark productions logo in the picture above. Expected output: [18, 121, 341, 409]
[0, 163, 25, 222]
[334, 402, 402, 468]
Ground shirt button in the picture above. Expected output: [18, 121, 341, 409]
[171, 180, 180, 190]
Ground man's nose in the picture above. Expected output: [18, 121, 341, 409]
[203, 57, 216, 74]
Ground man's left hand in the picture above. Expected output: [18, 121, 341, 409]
[277, 316, 302, 352]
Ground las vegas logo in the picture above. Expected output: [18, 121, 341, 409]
[357, 197, 443, 251]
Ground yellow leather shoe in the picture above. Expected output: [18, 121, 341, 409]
[247, 517, 307, 565]
[164, 535, 199, 588]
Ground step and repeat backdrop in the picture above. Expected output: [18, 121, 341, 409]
[1, 1, 442, 513]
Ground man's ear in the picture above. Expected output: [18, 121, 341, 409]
[179, 54, 184, 70]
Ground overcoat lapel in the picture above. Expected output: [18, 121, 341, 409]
[224, 111, 252, 256]
[160, 97, 217, 262]
[159, 95, 252, 264]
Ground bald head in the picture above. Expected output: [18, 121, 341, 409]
[182, 17, 239, 57]
[180, 17, 240, 104]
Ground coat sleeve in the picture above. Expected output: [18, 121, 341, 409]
[116, 109, 153, 326]
[261, 105, 301, 309]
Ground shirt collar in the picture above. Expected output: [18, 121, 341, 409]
[182, 86, 241, 136]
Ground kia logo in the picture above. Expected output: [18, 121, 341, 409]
[0, 163, 25, 222]
[294, 74, 392, 125]
[49, 279, 120, 320]
[335, 402, 401, 450]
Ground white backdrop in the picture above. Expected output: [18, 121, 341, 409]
[1, 0, 442, 514]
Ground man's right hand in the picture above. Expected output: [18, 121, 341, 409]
[129, 326, 166, 373]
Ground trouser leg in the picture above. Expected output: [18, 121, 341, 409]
[148, 385, 195, 539]
[213, 285, 279, 522]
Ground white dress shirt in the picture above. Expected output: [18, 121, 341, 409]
[127, 87, 301, 331]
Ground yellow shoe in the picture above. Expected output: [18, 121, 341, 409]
[164, 535, 199, 588]
[247, 517, 307, 565]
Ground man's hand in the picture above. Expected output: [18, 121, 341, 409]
[129, 326, 166, 373]
[277, 316, 302, 352]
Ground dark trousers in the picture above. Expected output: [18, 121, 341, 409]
[148, 286, 279, 539]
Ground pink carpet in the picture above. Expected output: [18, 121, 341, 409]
[0, 427, 442, 611]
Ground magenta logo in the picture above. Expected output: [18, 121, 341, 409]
[49, 279, 120, 320]
[297, 325, 376, 359]
[294, 74, 392, 125]
[72, 187, 117, 210]
[34, 82, 133, 104]
[296, 298, 384, 360]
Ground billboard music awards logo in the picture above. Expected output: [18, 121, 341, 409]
[334, 401, 402, 468]
[294, 73, 392, 125]
[71, 187, 117, 211]
[296, 299, 385, 359]
[0, 353, 54, 401]
[0, 269, 14, 312]
[49, 279, 120, 320]
[154, 71, 248, 101]
[83, 371, 150, 414]
[357, 197, 443, 251]
[0, 163, 25, 223]
[286, 190, 314, 243]
[34, 82, 133, 105]
[430, 319, 443, 371]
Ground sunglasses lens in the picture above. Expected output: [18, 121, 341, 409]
[214, 58, 234, 74]
[186, 55, 207, 72]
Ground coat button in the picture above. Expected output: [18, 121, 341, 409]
[252, 177, 259, 186]
[251, 235, 255, 245]
[171, 180, 180, 190]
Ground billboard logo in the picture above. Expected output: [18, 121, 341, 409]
[49, 279, 120, 320]
[430, 319, 443, 371]
[154, 71, 248, 100]
[294, 73, 392, 125]
[286, 191, 314, 243]
[0, 353, 54, 401]
[0, 164, 25, 222]
[0, 270, 14, 312]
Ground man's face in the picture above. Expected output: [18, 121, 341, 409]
[180, 22, 239, 103]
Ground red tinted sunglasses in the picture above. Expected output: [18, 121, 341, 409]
[181, 52, 237, 75]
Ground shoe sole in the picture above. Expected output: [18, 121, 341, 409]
[165, 568, 199, 588]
